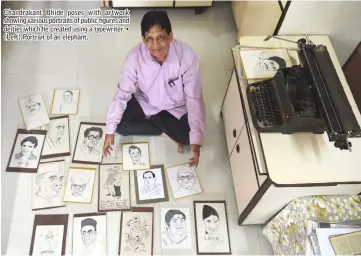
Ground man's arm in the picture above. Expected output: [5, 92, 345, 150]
[106, 51, 138, 134]
[183, 54, 206, 146]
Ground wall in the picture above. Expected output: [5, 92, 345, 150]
[278, 1, 361, 65]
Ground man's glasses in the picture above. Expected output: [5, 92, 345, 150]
[178, 175, 194, 181]
[144, 35, 169, 45]
[87, 135, 101, 140]
[56, 125, 66, 129]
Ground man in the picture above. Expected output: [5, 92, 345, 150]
[14, 136, 39, 168]
[54, 90, 77, 114]
[141, 170, 162, 198]
[104, 166, 121, 197]
[25, 98, 42, 117]
[45, 120, 66, 149]
[70, 172, 89, 199]
[128, 145, 146, 168]
[162, 209, 189, 246]
[174, 165, 200, 197]
[103, 10, 206, 167]
[34, 170, 64, 205]
[78, 127, 103, 160]
[80, 218, 103, 256]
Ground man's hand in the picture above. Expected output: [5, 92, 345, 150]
[103, 134, 115, 157]
[189, 144, 201, 168]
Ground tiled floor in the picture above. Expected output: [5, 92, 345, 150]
[1, 1, 273, 255]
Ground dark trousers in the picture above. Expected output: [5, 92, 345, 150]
[116, 96, 191, 145]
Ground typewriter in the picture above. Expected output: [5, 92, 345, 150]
[246, 38, 361, 151]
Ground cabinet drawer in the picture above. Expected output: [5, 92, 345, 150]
[221, 70, 245, 156]
[112, 0, 173, 7]
[175, 1, 213, 7]
[229, 126, 259, 215]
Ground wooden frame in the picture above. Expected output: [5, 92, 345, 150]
[50, 89, 80, 115]
[118, 207, 155, 255]
[97, 163, 131, 212]
[72, 122, 106, 165]
[121, 142, 151, 171]
[134, 165, 169, 204]
[40, 115, 71, 159]
[193, 200, 232, 255]
[29, 214, 69, 256]
[6, 129, 47, 173]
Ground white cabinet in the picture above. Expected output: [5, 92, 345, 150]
[112, 0, 173, 7]
[229, 124, 259, 215]
[175, 1, 212, 7]
[221, 70, 245, 156]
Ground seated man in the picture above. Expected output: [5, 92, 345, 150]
[103, 10, 206, 167]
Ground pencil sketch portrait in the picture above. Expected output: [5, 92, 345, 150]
[166, 164, 202, 199]
[19, 94, 50, 130]
[51, 89, 79, 115]
[64, 169, 96, 203]
[41, 117, 70, 158]
[194, 202, 231, 254]
[240, 49, 292, 79]
[73, 215, 106, 256]
[161, 208, 192, 249]
[8, 132, 46, 171]
[73, 123, 106, 164]
[32, 225, 64, 256]
[122, 143, 150, 170]
[137, 168, 165, 201]
[99, 164, 131, 211]
[32, 161, 65, 210]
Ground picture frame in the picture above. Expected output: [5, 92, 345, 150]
[72, 122, 106, 165]
[40, 115, 71, 159]
[32, 160, 66, 211]
[98, 163, 131, 212]
[19, 93, 50, 131]
[6, 129, 47, 173]
[72, 212, 107, 256]
[63, 167, 96, 204]
[51, 89, 80, 115]
[165, 163, 203, 199]
[121, 142, 151, 171]
[134, 165, 169, 204]
[118, 207, 154, 256]
[193, 201, 231, 255]
[29, 214, 69, 256]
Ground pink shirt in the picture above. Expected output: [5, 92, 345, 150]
[106, 39, 206, 145]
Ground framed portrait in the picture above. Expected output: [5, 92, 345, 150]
[40, 115, 71, 159]
[63, 167, 96, 204]
[121, 142, 150, 171]
[51, 89, 80, 115]
[166, 163, 202, 199]
[19, 93, 50, 131]
[6, 129, 47, 173]
[72, 122, 106, 165]
[239, 48, 292, 79]
[72, 213, 107, 256]
[193, 201, 231, 255]
[32, 160, 66, 211]
[119, 207, 154, 256]
[134, 165, 169, 204]
[29, 214, 69, 256]
[161, 207, 193, 250]
[98, 163, 131, 212]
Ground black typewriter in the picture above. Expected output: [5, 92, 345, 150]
[246, 38, 361, 151]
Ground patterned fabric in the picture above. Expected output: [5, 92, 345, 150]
[262, 195, 361, 255]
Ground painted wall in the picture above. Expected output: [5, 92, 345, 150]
[279, 1, 361, 65]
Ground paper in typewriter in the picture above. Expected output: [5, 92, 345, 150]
[329, 231, 361, 255]
[239, 48, 292, 79]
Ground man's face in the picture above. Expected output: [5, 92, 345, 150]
[129, 148, 141, 163]
[84, 131, 101, 148]
[39, 172, 64, 197]
[49, 122, 65, 139]
[81, 225, 96, 246]
[169, 214, 186, 235]
[143, 25, 172, 61]
[71, 182, 86, 196]
[26, 102, 41, 115]
[204, 215, 220, 235]
[177, 172, 196, 189]
[21, 141, 35, 155]
[143, 172, 155, 187]
[260, 59, 279, 71]
[63, 92, 73, 103]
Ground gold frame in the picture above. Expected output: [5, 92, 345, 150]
[50, 89, 80, 115]
[121, 142, 151, 171]
[62, 166, 97, 204]
[165, 162, 203, 200]
[18, 93, 50, 131]
[238, 47, 293, 80]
